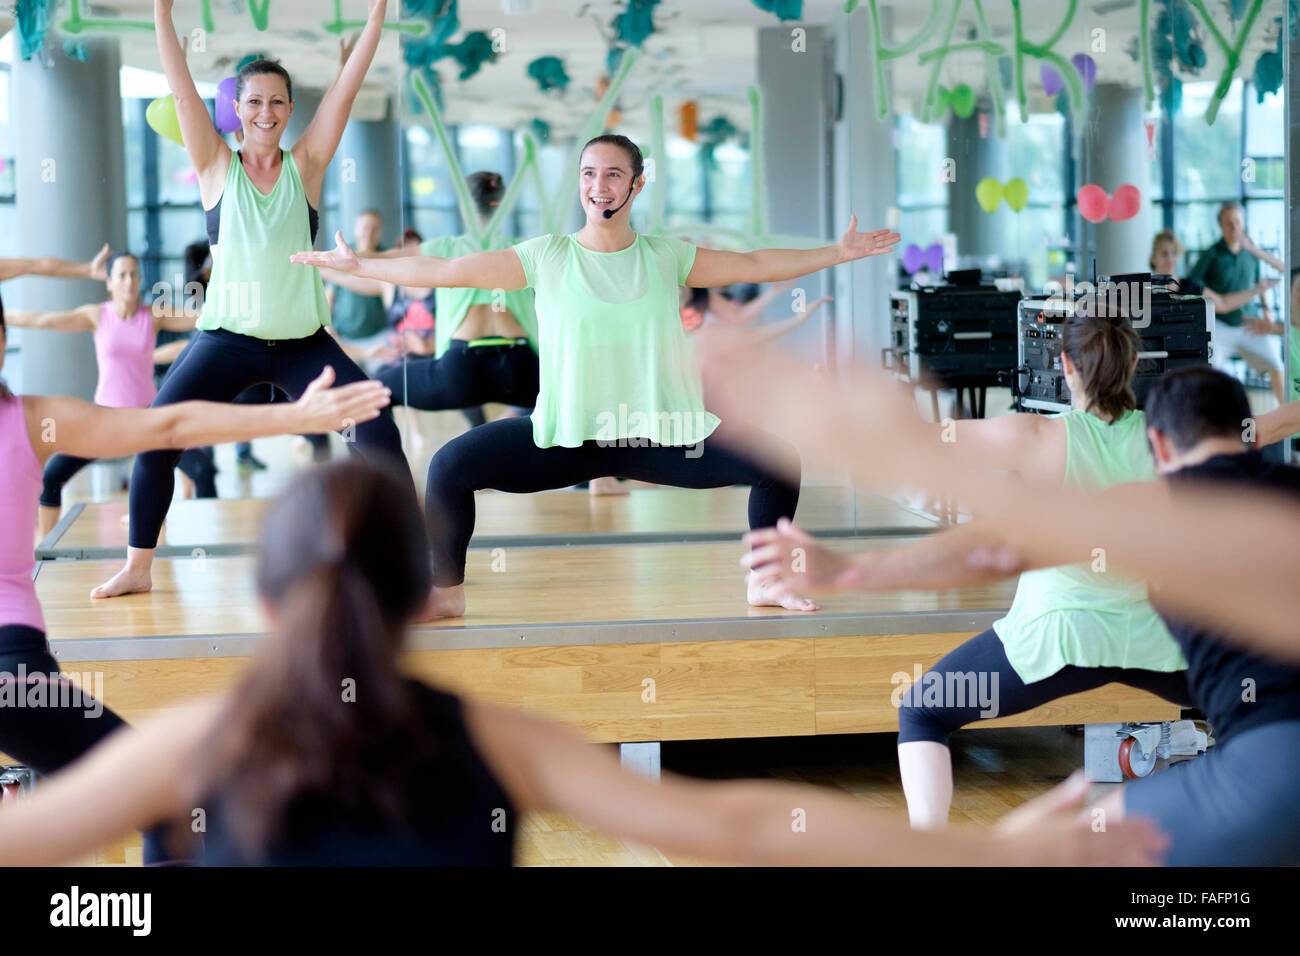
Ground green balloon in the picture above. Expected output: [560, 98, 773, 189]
[1003, 177, 1030, 212]
[146, 95, 184, 147]
[933, 84, 951, 113]
[950, 83, 976, 119]
[975, 177, 1003, 214]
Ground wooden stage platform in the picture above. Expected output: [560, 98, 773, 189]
[28, 537, 1180, 764]
[36, 486, 941, 560]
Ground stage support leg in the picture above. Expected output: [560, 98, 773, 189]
[620, 742, 661, 781]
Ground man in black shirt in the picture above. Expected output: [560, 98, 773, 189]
[1087, 366, 1300, 864]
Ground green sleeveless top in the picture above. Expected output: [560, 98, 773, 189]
[992, 408, 1188, 684]
[198, 150, 330, 339]
[419, 235, 538, 359]
[512, 233, 720, 450]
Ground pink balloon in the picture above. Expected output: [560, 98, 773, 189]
[923, 243, 944, 274]
[216, 76, 240, 134]
[1071, 54, 1097, 94]
[1109, 184, 1141, 222]
[1077, 184, 1109, 224]
[902, 244, 925, 274]
[1041, 64, 1063, 97]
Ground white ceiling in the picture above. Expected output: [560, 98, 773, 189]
[42, 1, 1290, 136]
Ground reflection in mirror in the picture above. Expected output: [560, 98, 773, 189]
[391, 3, 886, 539]
[871, 0, 1287, 487]
[3, 2, 407, 561]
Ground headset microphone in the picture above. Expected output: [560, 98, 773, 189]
[602, 184, 635, 220]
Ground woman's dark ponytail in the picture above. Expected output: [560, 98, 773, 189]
[184, 461, 452, 861]
[1061, 312, 1140, 420]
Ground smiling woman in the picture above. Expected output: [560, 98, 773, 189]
[292, 130, 899, 620]
[90, 0, 412, 602]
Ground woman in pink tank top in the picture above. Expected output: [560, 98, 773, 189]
[1, 296, 389, 850]
[5, 252, 209, 537]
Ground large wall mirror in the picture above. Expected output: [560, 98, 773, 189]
[1, 1, 1291, 556]
[850, 0, 1289, 477]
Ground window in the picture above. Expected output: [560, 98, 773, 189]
[404, 124, 463, 241]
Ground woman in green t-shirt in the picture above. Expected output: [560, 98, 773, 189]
[742, 313, 1194, 829]
[93, 0, 407, 601]
[326, 171, 541, 418]
[295, 133, 899, 620]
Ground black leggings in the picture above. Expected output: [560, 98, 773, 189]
[40, 448, 216, 508]
[896, 628, 1194, 745]
[128, 328, 407, 549]
[0, 624, 174, 862]
[425, 415, 801, 586]
[378, 340, 539, 413]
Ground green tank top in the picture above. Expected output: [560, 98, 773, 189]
[419, 235, 538, 359]
[198, 150, 330, 339]
[992, 408, 1187, 683]
[512, 233, 720, 450]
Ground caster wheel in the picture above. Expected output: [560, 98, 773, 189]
[1118, 736, 1157, 779]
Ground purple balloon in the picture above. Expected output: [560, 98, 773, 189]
[1040, 64, 1063, 97]
[923, 243, 944, 275]
[216, 76, 240, 134]
[1071, 53, 1097, 94]
[902, 244, 925, 275]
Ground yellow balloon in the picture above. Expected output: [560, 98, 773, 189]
[146, 95, 184, 147]
[1003, 177, 1030, 212]
[975, 177, 1003, 214]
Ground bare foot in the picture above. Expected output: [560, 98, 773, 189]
[589, 476, 628, 496]
[91, 564, 153, 600]
[746, 574, 819, 612]
[415, 583, 466, 622]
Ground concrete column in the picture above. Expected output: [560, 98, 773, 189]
[947, 109, 1008, 260]
[1075, 83, 1152, 277]
[11, 38, 127, 398]
[758, 25, 834, 361]
[331, 98, 402, 250]
[831, 10, 896, 367]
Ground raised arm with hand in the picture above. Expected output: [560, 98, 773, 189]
[292, 230, 526, 291]
[0, 693, 1166, 867]
[709, 280, 795, 327]
[3, 305, 98, 333]
[468, 699, 1165, 867]
[685, 216, 899, 288]
[0, 244, 110, 283]
[698, 335, 1300, 664]
[743, 518, 1024, 603]
[154, 0, 227, 184]
[745, 296, 831, 345]
[23, 367, 389, 464]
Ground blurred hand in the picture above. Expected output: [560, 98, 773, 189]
[742, 519, 858, 596]
[1245, 316, 1282, 337]
[993, 771, 1169, 867]
[836, 215, 901, 264]
[291, 231, 360, 274]
[293, 366, 391, 432]
[89, 243, 111, 281]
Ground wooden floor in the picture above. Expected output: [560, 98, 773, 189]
[36, 538, 1011, 639]
[40, 485, 938, 558]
